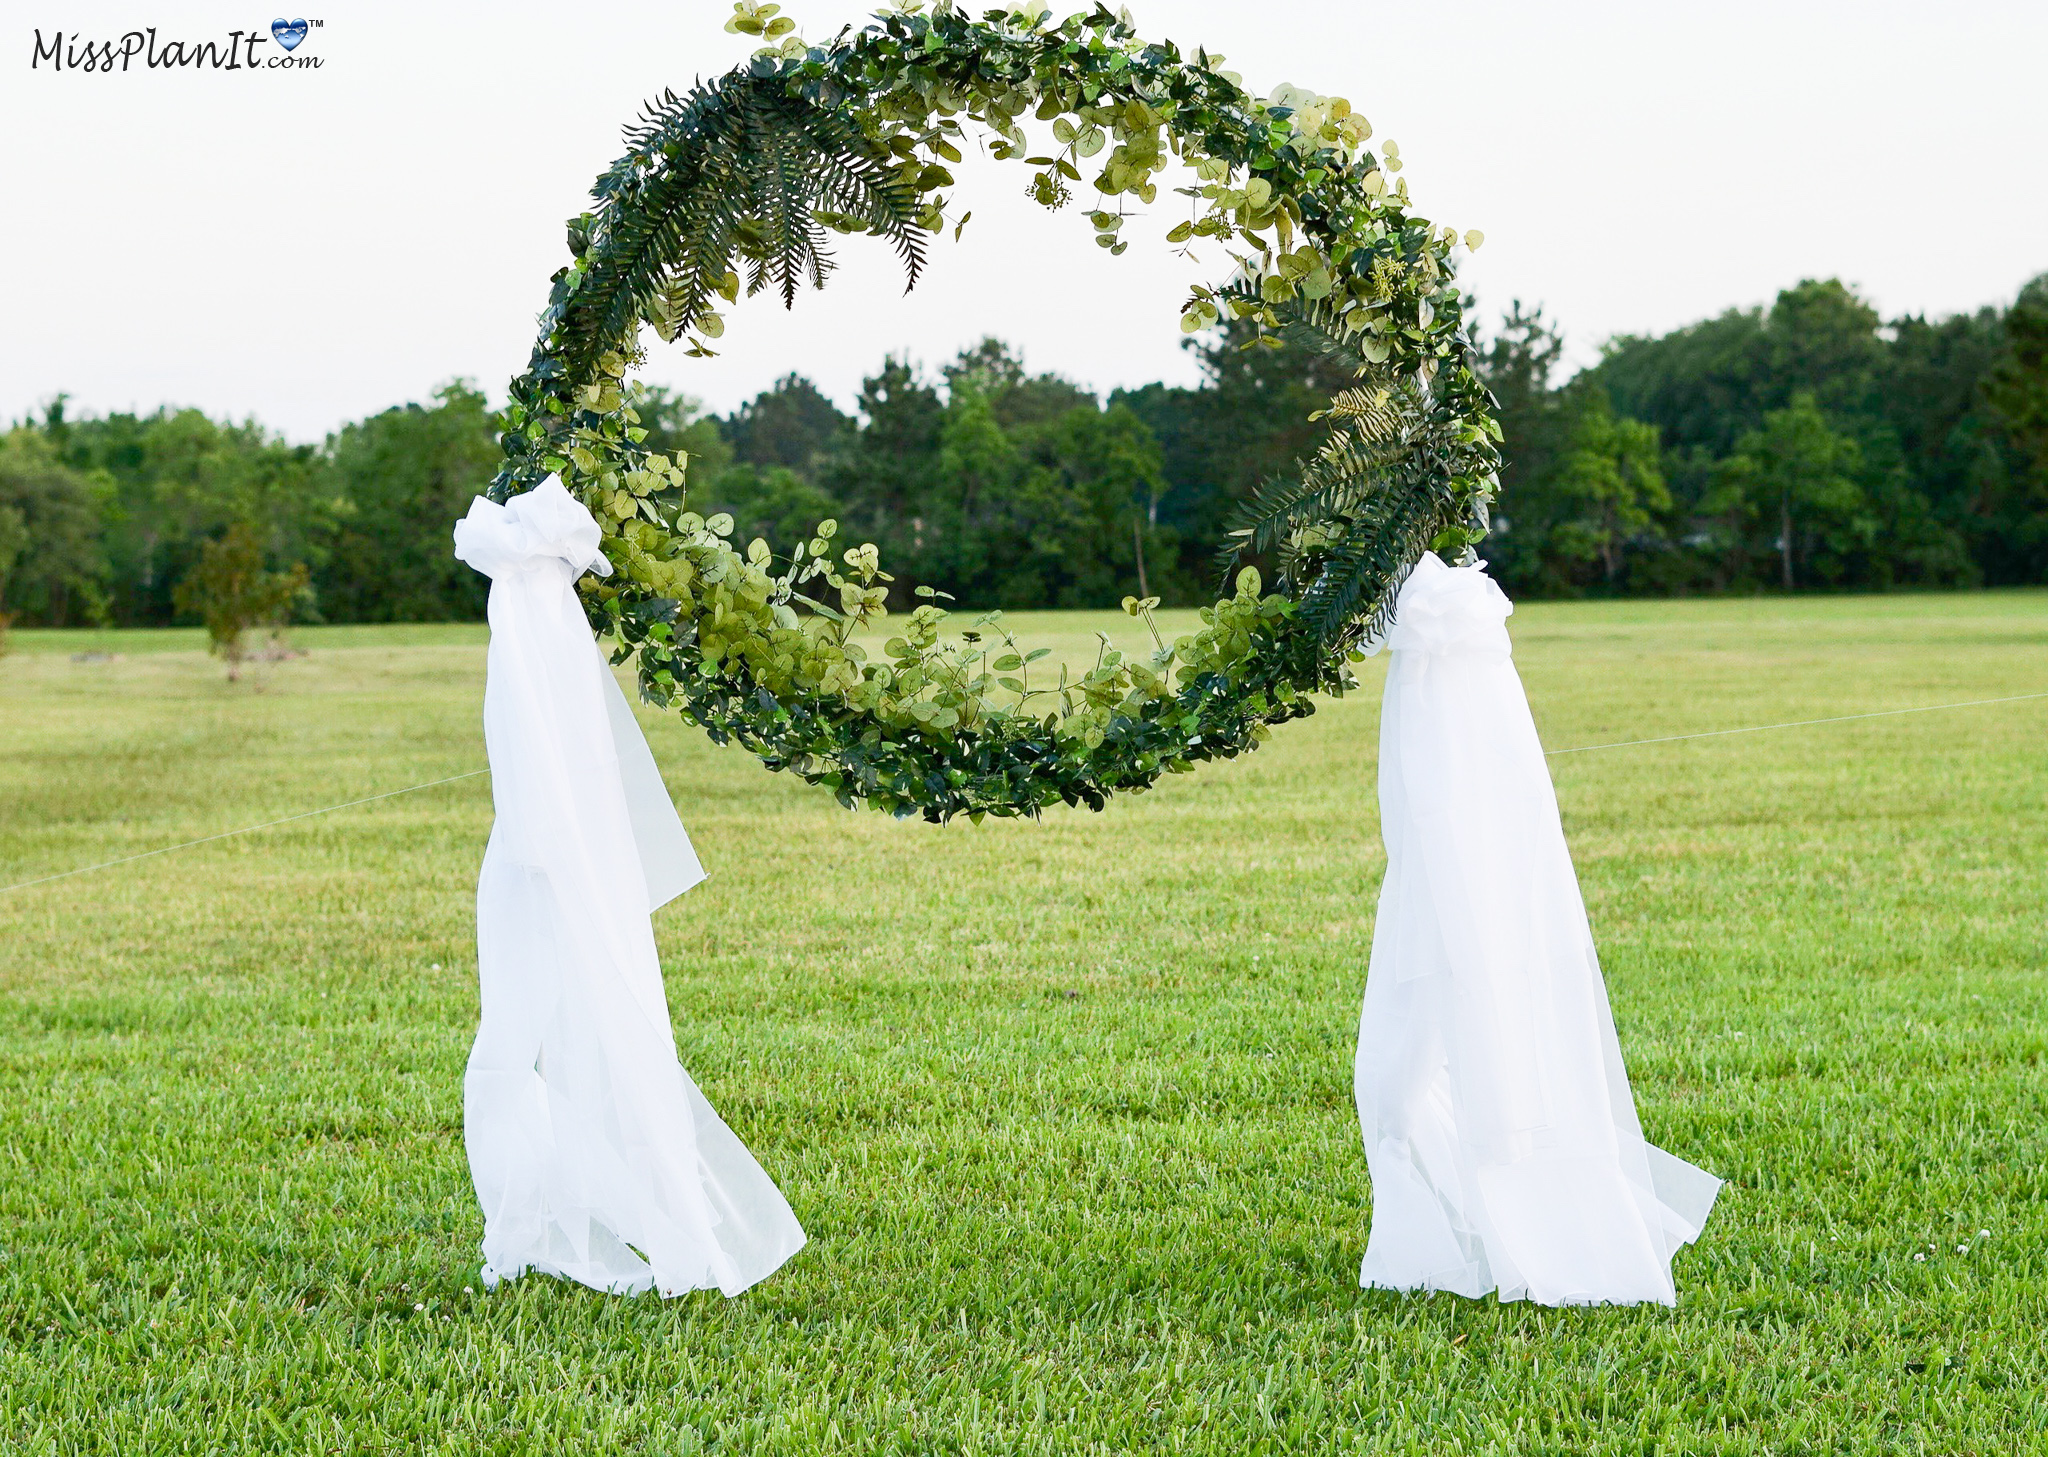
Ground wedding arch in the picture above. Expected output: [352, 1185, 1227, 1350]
[458, 0, 1722, 1310]
[487, 0, 1502, 822]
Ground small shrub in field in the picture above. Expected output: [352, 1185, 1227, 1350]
[172, 523, 310, 681]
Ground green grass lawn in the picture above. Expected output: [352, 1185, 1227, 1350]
[2, 591, 2045, 1454]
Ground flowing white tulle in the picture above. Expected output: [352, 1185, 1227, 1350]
[452, 478, 805, 1298]
[1355, 553, 1719, 1306]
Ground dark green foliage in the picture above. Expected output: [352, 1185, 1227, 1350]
[943, 337, 1098, 432]
[937, 393, 1173, 610]
[1482, 275, 2047, 597]
[318, 383, 500, 623]
[12, 270, 2047, 638]
[821, 355, 946, 536]
[1762, 278, 1889, 425]
[1545, 389, 1670, 585]
[10, 390, 492, 630]
[1981, 277, 2048, 581]
[1704, 393, 1869, 591]
[723, 373, 853, 480]
[0, 428, 109, 627]
[560, 71, 926, 383]
[35, 399, 330, 627]
[1598, 306, 1772, 462]
[1988, 278, 2048, 471]
[1470, 304, 1610, 595]
[788, 345, 1180, 612]
[1118, 316, 1407, 610]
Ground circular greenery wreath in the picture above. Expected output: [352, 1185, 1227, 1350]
[487, 0, 1503, 823]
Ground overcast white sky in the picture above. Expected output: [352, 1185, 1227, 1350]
[6, 1, 2044, 441]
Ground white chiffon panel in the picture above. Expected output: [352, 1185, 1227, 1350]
[453, 478, 805, 1298]
[1355, 553, 1719, 1306]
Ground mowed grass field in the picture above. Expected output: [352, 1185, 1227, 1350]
[1, 591, 2045, 1455]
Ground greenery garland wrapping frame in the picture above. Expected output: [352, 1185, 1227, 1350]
[487, 0, 1504, 823]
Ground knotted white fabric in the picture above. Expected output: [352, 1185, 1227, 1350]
[1354, 553, 1719, 1306]
[452, 477, 805, 1298]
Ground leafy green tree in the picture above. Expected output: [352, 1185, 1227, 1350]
[0, 504, 24, 601]
[1988, 276, 2048, 467]
[1471, 302, 1573, 591]
[1763, 278, 1887, 424]
[1592, 277, 2017, 592]
[0, 427, 110, 625]
[172, 522, 310, 679]
[943, 337, 1095, 431]
[1482, 302, 1569, 485]
[0, 499, 25, 651]
[918, 381, 1014, 595]
[1981, 275, 2048, 580]
[801, 343, 1175, 609]
[1118, 316, 1357, 598]
[1108, 378, 1205, 541]
[1598, 306, 1769, 461]
[1550, 390, 1671, 585]
[43, 401, 330, 625]
[996, 401, 1174, 608]
[1705, 392, 1869, 589]
[1882, 305, 2013, 557]
[320, 382, 499, 622]
[1091, 404, 1176, 601]
[822, 354, 945, 537]
[7, 276, 2045, 630]
[1185, 315, 1355, 519]
[721, 373, 851, 480]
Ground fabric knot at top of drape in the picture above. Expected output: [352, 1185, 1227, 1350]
[452, 475, 612, 583]
[1385, 552, 1513, 658]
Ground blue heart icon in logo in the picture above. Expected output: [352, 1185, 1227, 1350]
[272, 18, 308, 50]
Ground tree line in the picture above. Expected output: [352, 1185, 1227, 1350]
[2, 272, 2043, 635]
[1478, 276, 2047, 595]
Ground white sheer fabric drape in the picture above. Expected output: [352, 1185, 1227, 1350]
[1355, 553, 1718, 1306]
[453, 478, 805, 1298]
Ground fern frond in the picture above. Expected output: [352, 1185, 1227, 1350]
[1292, 454, 1460, 647]
[554, 71, 926, 385]
[1221, 362, 1471, 644]
[1223, 375, 1430, 572]
[1320, 385, 1405, 443]
[1223, 431, 1395, 565]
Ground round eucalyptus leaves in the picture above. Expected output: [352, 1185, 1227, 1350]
[488, 1, 1503, 822]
